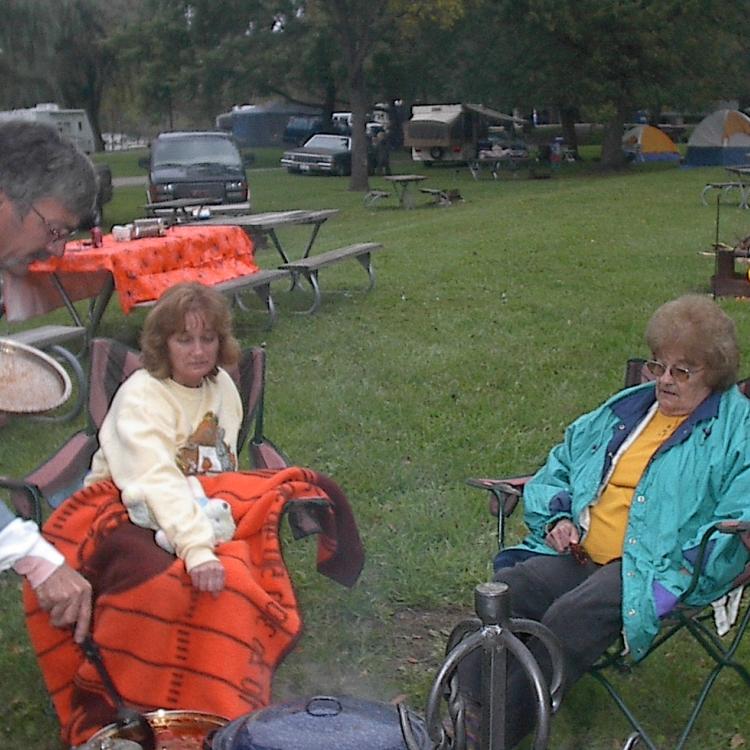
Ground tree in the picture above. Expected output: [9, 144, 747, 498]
[448, 0, 749, 167]
[54, 0, 120, 149]
[307, 0, 466, 190]
[0, 0, 59, 108]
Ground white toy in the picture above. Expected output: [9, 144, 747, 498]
[154, 494, 236, 554]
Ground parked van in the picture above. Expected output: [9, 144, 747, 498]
[282, 115, 325, 146]
[404, 103, 523, 165]
[0, 103, 96, 153]
[143, 131, 250, 209]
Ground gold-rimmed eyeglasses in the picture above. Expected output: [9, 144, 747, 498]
[645, 359, 703, 383]
[30, 205, 72, 244]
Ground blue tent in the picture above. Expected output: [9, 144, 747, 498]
[685, 109, 750, 166]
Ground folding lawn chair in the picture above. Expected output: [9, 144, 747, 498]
[466, 358, 750, 750]
[1, 337, 288, 526]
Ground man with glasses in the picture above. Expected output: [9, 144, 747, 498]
[0, 120, 97, 642]
[0, 120, 95, 273]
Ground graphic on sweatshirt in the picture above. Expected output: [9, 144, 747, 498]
[176, 411, 237, 475]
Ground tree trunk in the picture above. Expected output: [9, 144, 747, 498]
[600, 103, 629, 168]
[348, 69, 370, 192]
[322, 80, 337, 131]
[559, 106, 579, 158]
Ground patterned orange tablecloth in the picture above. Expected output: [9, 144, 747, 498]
[5, 225, 257, 320]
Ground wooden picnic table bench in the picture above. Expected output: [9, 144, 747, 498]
[134, 268, 291, 328]
[5, 324, 86, 350]
[702, 167, 750, 209]
[363, 190, 391, 209]
[279, 242, 384, 314]
[144, 197, 224, 223]
[700, 181, 748, 208]
[420, 187, 462, 206]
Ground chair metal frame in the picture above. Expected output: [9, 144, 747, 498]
[467, 358, 750, 750]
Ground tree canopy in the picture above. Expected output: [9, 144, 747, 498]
[3, 0, 749, 171]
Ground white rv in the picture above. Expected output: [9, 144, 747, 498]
[0, 103, 96, 153]
[404, 103, 524, 165]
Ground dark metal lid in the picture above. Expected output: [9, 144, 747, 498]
[210, 695, 429, 750]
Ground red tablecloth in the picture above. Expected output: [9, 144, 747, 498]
[4, 225, 257, 319]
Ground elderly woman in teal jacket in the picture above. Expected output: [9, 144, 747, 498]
[463, 294, 750, 748]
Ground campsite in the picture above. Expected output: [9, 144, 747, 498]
[3, 148, 750, 749]
[686, 109, 750, 166]
[621, 125, 680, 163]
[4, 2, 750, 748]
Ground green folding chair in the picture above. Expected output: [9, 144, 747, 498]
[467, 358, 750, 750]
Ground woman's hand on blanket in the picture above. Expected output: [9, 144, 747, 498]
[189, 560, 225, 596]
[34, 563, 92, 643]
[545, 518, 580, 553]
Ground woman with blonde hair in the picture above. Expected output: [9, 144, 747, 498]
[86, 282, 243, 593]
[25, 282, 363, 747]
[461, 294, 750, 748]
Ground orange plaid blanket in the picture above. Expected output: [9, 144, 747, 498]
[24, 468, 364, 746]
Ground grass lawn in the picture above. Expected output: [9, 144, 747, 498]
[2, 152, 750, 749]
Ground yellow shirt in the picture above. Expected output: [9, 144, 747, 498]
[583, 410, 687, 564]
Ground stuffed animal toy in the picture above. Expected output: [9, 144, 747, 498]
[154, 493, 236, 554]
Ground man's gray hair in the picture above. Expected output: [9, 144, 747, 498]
[0, 120, 97, 221]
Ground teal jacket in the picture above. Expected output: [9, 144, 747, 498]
[514, 382, 750, 660]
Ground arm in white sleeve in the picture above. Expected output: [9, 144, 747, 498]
[0, 517, 64, 571]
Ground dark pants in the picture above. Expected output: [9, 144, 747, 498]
[459, 554, 623, 748]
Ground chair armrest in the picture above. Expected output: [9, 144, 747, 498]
[466, 475, 531, 517]
[0, 476, 44, 526]
[285, 498, 332, 540]
[679, 520, 750, 602]
[22, 432, 98, 510]
[248, 437, 289, 470]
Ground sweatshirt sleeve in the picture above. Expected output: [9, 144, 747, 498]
[0, 516, 64, 572]
[95, 375, 218, 571]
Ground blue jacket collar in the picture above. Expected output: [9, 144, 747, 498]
[611, 383, 721, 427]
[603, 384, 722, 472]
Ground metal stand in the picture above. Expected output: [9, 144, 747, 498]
[399, 582, 565, 750]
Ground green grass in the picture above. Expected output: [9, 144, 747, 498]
[3, 154, 750, 748]
[91, 148, 149, 178]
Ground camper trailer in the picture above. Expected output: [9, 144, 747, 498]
[0, 103, 96, 153]
[404, 103, 523, 165]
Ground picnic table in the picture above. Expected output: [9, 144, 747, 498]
[468, 153, 531, 180]
[190, 209, 340, 265]
[701, 166, 750, 209]
[143, 197, 223, 222]
[189, 209, 387, 314]
[1, 225, 261, 340]
[144, 198, 254, 223]
[383, 175, 427, 209]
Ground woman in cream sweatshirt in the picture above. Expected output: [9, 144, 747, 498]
[86, 282, 243, 594]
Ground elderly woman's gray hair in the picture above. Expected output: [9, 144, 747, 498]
[0, 120, 97, 220]
[645, 294, 739, 391]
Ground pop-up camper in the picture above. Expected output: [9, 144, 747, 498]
[403, 103, 523, 165]
[0, 103, 96, 153]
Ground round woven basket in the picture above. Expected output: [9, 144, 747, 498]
[0, 338, 72, 413]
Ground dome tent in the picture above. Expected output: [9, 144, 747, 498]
[685, 109, 750, 166]
[622, 124, 680, 162]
